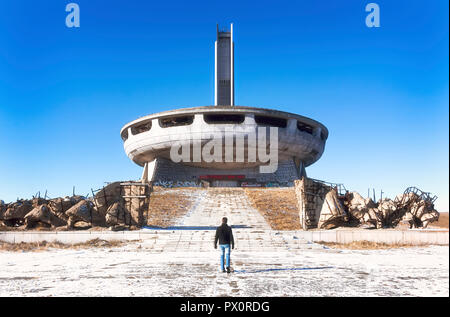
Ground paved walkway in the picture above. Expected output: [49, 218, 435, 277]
[179, 188, 270, 229]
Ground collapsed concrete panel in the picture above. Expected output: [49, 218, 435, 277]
[3, 200, 34, 222]
[24, 204, 67, 229]
[294, 178, 347, 230]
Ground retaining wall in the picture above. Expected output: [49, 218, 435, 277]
[296, 229, 448, 245]
[0, 229, 448, 245]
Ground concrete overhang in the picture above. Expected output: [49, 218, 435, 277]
[120, 105, 329, 140]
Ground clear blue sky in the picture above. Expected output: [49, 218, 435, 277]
[0, 1, 448, 211]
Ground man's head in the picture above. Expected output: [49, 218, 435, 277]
[222, 217, 228, 224]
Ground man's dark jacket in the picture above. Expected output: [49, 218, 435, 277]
[215, 224, 234, 248]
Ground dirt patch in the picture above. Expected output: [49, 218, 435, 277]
[146, 187, 203, 228]
[244, 188, 301, 230]
[0, 238, 134, 252]
[430, 212, 449, 229]
[317, 240, 428, 250]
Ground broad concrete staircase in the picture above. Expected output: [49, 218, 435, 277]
[141, 188, 313, 253]
[179, 188, 270, 229]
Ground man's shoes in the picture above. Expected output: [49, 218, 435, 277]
[222, 269, 226, 273]
[226, 267, 231, 274]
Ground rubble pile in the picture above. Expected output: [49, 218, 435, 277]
[0, 195, 93, 230]
[295, 178, 440, 230]
[0, 181, 150, 231]
[0, 180, 441, 231]
[2, 200, 34, 225]
[344, 187, 439, 229]
[317, 189, 348, 229]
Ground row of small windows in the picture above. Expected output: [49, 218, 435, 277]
[122, 114, 325, 141]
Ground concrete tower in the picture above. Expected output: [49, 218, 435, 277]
[215, 24, 234, 106]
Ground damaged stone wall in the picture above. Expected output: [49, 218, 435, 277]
[118, 183, 150, 227]
[294, 178, 347, 230]
[95, 181, 151, 229]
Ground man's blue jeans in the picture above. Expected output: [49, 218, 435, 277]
[219, 244, 231, 271]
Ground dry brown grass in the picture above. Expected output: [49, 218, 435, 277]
[318, 240, 426, 250]
[146, 187, 203, 228]
[0, 221, 113, 232]
[430, 212, 449, 229]
[245, 188, 301, 230]
[0, 238, 131, 252]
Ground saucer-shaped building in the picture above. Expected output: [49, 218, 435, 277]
[121, 24, 328, 187]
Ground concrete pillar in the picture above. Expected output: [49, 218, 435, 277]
[151, 118, 161, 131]
[294, 158, 307, 179]
[313, 126, 322, 139]
[244, 113, 256, 124]
[141, 159, 158, 184]
[141, 163, 148, 183]
[193, 114, 204, 126]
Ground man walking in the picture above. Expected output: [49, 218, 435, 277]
[214, 217, 235, 273]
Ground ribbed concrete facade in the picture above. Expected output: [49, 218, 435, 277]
[152, 157, 298, 185]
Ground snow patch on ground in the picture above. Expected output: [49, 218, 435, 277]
[0, 243, 447, 296]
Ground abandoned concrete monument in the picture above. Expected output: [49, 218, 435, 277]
[0, 24, 440, 231]
[120, 24, 327, 186]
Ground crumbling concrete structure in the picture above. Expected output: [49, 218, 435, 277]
[0, 200, 5, 217]
[295, 179, 440, 230]
[24, 205, 67, 229]
[294, 178, 347, 229]
[93, 181, 151, 228]
[0, 179, 440, 232]
[0, 181, 152, 231]
[2, 200, 34, 225]
[393, 188, 440, 229]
